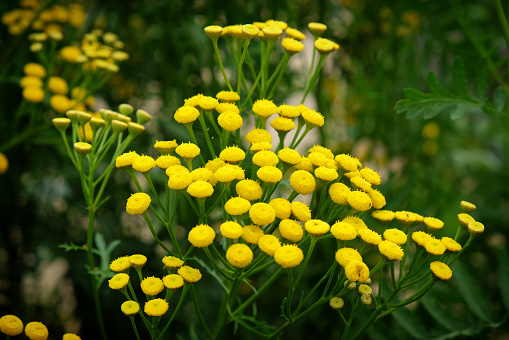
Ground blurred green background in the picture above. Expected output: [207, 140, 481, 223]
[1, 0, 508, 338]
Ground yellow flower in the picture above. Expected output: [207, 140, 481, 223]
[226, 243, 253, 268]
[308, 22, 327, 36]
[132, 155, 156, 173]
[198, 96, 219, 111]
[242, 224, 264, 244]
[258, 234, 281, 256]
[0, 153, 8, 174]
[184, 93, 203, 107]
[225, 197, 251, 216]
[314, 166, 338, 181]
[108, 273, 129, 290]
[50, 94, 71, 113]
[216, 90, 240, 103]
[126, 193, 151, 215]
[218, 111, 243, 131]
[48, 76, 68, 94]
[214, 164, 245, 183]
[63, 333, 82, 340]
[383, 228, 407, 245]
[347, 191, 372, 211]
[191, 167, 214, 182]
[174, 106, 200, 124]
[206, 158, 226, 172]
[257, 166, 283, 183]
[252, 150, 279, 167]
[246, 128, 272, 144]
[121, 301, 140, 316]
[289, 170, 316, 195]
[162, 256, 184, 269]
[219, 146, 245, 163]
[178, 266, 202, 282]
[168, 171, 193, 190]
[188, 224, 215, 248]
[360, 167, 381, 185]
[73, 142, 91, 156]
[251, 142, 273, 151]
[314, 37, 337, 54]
[430, 261, 453, 280]
[270, 116, 295, 131]
[424, 217, 444, 231]
[367, 189, 386, 209]
[141, 276, 164, 296]
[24, 62, 46, 77]
[25, 321, 48, 340]
[274, 244, 304, 268]
[110, 256, 131, 272]
[305, 219, 330, 236]
[163, 274, 184, 289]
[129, 254, 147, 269]
[20, 76, 43, 88]
[204, 25, 223, 40]
[0, 315, 23, 336]
[358, 228, 382, 245]
[395, 211, 423, 225]
[460, 200, 476, 213]
[278, 104, 300, 118]
[61, 46, 83, 63]
[144, 298, 169, 316]
[412, 231, 433, 247]
[23, 86, 45, 103]
[154, 140, 178, 154]
[335, 247, 363, 267]
[424, 238, 446, 255]
[335, 154, 358, 172]
[307, 152, 328, 167]
[252, 99, 278, 118]
[329, 183, 351, 205]
[220, 221, 243, 239]
[345, 261, 369, 283]
[176, 142, 200, 160]
[358, 284, 373, 295]
[278, 148, 302, 165]
[291, 201, 311, 222]
[468, 221, 484, 235]
[261, 26, 283, 41]
[378, 240, 404, 261]
[342, 216, 367, 231]
[282, 37, 304, 54]
[156, 155, 181, 169]
[187, 180, 214, 198]
[330, 221, 357, 241]
[329, 297, 344, 310]
[215, 102, 240, 114]
[458, 213, 475, 227]
[279, 219, 304, 242]
[236, 179, 263, 201]
[301, 109, 324, 127]
[372, 210, 395, 223]
[350, 176, 372, 191]
[266, 19, 288, 30]
[269, 198, 292, 220]
[441, 237, 462, 252]
[309, 145, 334, 158]
[249, 202, 276, 225]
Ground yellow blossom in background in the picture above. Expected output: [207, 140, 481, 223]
[0, 315, 23, 336]
[274, 244, 304, 268]
[178, 266, 202, 283]
[108, 273, 129, 290]
[188, 224, 216, 248]
[24, 63, 46, 77]
[226, 243, 254, 268]
[63, 333, 82, 340]
[110, 256, 131, 272]
[126, 193, 151, 215]
[121, 301, 140, 316]
[0, 153, 9, 174]
[258, 234, 281, 256]
[25, 321, 48, 340]
[48, 76, 69, 94]
[23, 86, 45, 103]
[144, 298, 169, 316]
[430, 261, 452, 280]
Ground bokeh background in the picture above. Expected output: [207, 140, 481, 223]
[1, 0, 508, 338]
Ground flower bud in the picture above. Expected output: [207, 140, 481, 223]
[119, 103, 133, 115]
[128, 122, 145, 137]
[74, 142, 92, 156]
[112, 120, 128, 134]
[329, 297, 344, 310]
[53, 117, 71, 132]
[136, 109, 152, 124]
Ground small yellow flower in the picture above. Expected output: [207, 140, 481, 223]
[249, 202, 276, 225]
[251, 142, 273, 151]
[219, 146, 245, 163]
[412, 231, 433, 247]
[367, 189, 387, 209]
[188, 224, 215, 248]
[378, 240, 404, 261]
[163, 274, 184, 289]
[225, 197, 251, 216]
[269, 198, 292, 220]
[25, 321, 48, 340]
[335, 154, 358, 172]
[187, 180, 214, 198]
[335, 247, 363, 267]
[395, 211, 423, 225]
[141, 276, 164, 296]
[383, 228, 407, 245]
[23, 86, 45, 103]
[215, 102, 240, 114]
[176, 142, 201, 160]
[257, 166, 283, 183]
[258, 234, 281, 256]
[162, 256, 184, 269]
[330, 221, 357, 241]
[178, 266, 202, 282]
[460, 200, 476, 213]
[274, 244, 304, 268]
[144, 298, 169, 316]
[307, 152, 328, 167]
[329, 297, 344, 310]
[110, 256, 131, 272]
[345, 261, 369, 283]
[50, 94, 71, 113]
[347, 191, 372, 211]
[441, 237, 462, 252]
[216, 90, 240, 103]
[184, 93, 203, 107]
[342, 216, 367, 231]
[174, 106, 200, 124]
[329, 183, 351, 205]
[63, 333, 82, 340]
[290, 170, 316, 195]
[282, 37, 304, 54]
[358, 284, 373, 295]
[358, 229, 382, 245]
[252, 99, 278, 118]
[360, 167, 381, 185]
[0, 315, 23, 336]
[154, 140, 178, 154]
[130, 254, 147, 268]
[270, 116, 295, 131]
[261, 26, 283, 41]
[61, 46, 83, 63]
[24, 62, 46, 77]
[315, 166, 338, 181]
[204, 25, 223, 40]
[48, 76, 68, 94]
[20, 76, 43, 88]
[372, 210, 395, 223]
[468, 221, 484, 235]
[246, 128, 272, 144]
[168, 171, 193, 190]
[350, 176, 372, 191]
[52, 117, 72, 133]
[156, 155, 181, 169]
[218, 111, 243, 131]
[199, 96, 219, 111]
[430, 261, 452, 280]
[126, 193, 151, 215]
[226, 243, 254, 268]
[308, 22, 327, 36]
[121, 301, 140, 316]
[278, 104, 300, 118]
[266, 19, 288, 30]
[305, 219, 330, 236]
[458, 213, 476, 227]
[108, 273, 129, 290]
[278, 148, 302, 165]
[220, 221, 244, 239]
[424, 217, 444, 231]
[252, 150, 279, 167]
[191, 167, 214, 182]
[424, 238, 446, 255]
[301, 109, 324, 127]
[132, 155, 156, 173]
[205, 158, 226, 172]
[314, 37, 337, 54]
[242, 224, 264, 244]
[236, 179, 263, 201]
[73, 142, 92, 156]
[291, 201, 311, 222]
[279, 219, 304, 243]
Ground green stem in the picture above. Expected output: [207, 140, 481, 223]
[142, 212, 173, 255]
[157, 285, 189, 340]
[190, 284, 213, 339]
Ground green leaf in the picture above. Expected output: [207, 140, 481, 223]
[392, 306, 433, 339]
[421, 290, 467, 331]
[450, 102, 470, 120]
[427, 71, 454, 98]
[493, 87, 506, 112]
[58, 242, 85, 252]
[497, 249, 509, 311]
[475, 58, 489, 104]
[451, 261, 493, 323]
[452, 56, 470, 99]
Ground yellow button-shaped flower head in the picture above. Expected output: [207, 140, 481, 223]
[220, 221, 244, 239]
[242, 224, 264, 244]
[121, 301, 140, 316]
[226, 243, 253, 268]
[236, 179, 263, 201]
[342, 216, 367, 231]
[24, 62, 46, 77]
[108, 273, 129, 290]
[279, 219, 304, 243]
[141, 276, 164, 296]
[163, 274, 184, 290]
[162, 256, 184, 269]
[156, 155, 181, 169]
[315, 166, 338, 182]
[460, 200, 476, 213]
[199, 96, 219, 111]
[335, 247, 363, 267]
[424, 238, 446, 255]
[48, 76, 68, 94]
[215, 102, 240, 114]
[204, 25, 223, 40]
[335, 154, 358, 172]
[282, 37, 304, 54]
[0, 315, 23, 336]
[301, 109, 324, 127]
[258, 234, 281, 256]
[329, 183, 351, 205]
[424, 217, 444, 231]
[270, 116, 295, 132]
[126, 192, 151, 215]
[187, 180, 214, 198]
[23, 86, 45, 103]
[330, 221, 357, 241]
[291, 201, 311, 222]
[278, 148, 302, 165]
[218, 111, 243, 131]
[252, 150, 279, 167]
[154, 140, 178, 155]
[251, 142, 273, 152]
[132, 155, 156, 173]
[269, 197, 292, 220]
[225, 197, 251, 216]
[278, 104, 300, 118]
[257, 166, 283, 183]
[305, 219, 330, 236]
[25, 321, 48, 340]
[168, 171, 193, 190]
[358, 228, 382, 246]
[308, 22, 327, 36]
[249, 203, 276, 226]
[188, 224, 215, 248]
[274, 244, 304, 268]
[253, 99, 278, 118]
[367, 189, 386, 209]
[412, 231, 433, 247]
[110, 256, 131, 272]
[266, 19, 288, 30]
[50, 94, 71, 113]
[220, 146, 245, 163]
[372, 210, 395, 224]
[347, 191, 372, 211]
[441, 237, 462, 252]
[129, 254, 147, 269]
[174, 106, 200, 124]
[144, 298, 169, 317]
[178, 266, 202, 283]
[383, 228, 407, 245]
[176, 142, 200, 161]
[360, 167, 381, 185]
[246, 128, 272, 144]
[20, 76, 43, 88]
[308, 152, 328, 167]
[430, 261, 453, 280]
[216, 90, 240, 103]
[61, 46, 83, 63]
[378, 240, 404, 261]
[345, 260, 369, 283]
[468, 221, 485, 235]
[314, 37, 336, 54]
[290, 170, 316, 195]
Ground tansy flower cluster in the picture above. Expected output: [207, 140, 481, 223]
[0, 314, 82, 339]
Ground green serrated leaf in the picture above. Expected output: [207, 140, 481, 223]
[450, 102, 470, 120]
[403, 88, 435, 100]
[452, 56, 470, 99]
[497, 249, 509, 311]
[427, 71, 454, 98]
[475, 58, 488, 104]
[392, 307, 433, 339]
[451, 261, 493, 323]
[493, 87, 506, 112]
[280, 297, 289, 321]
